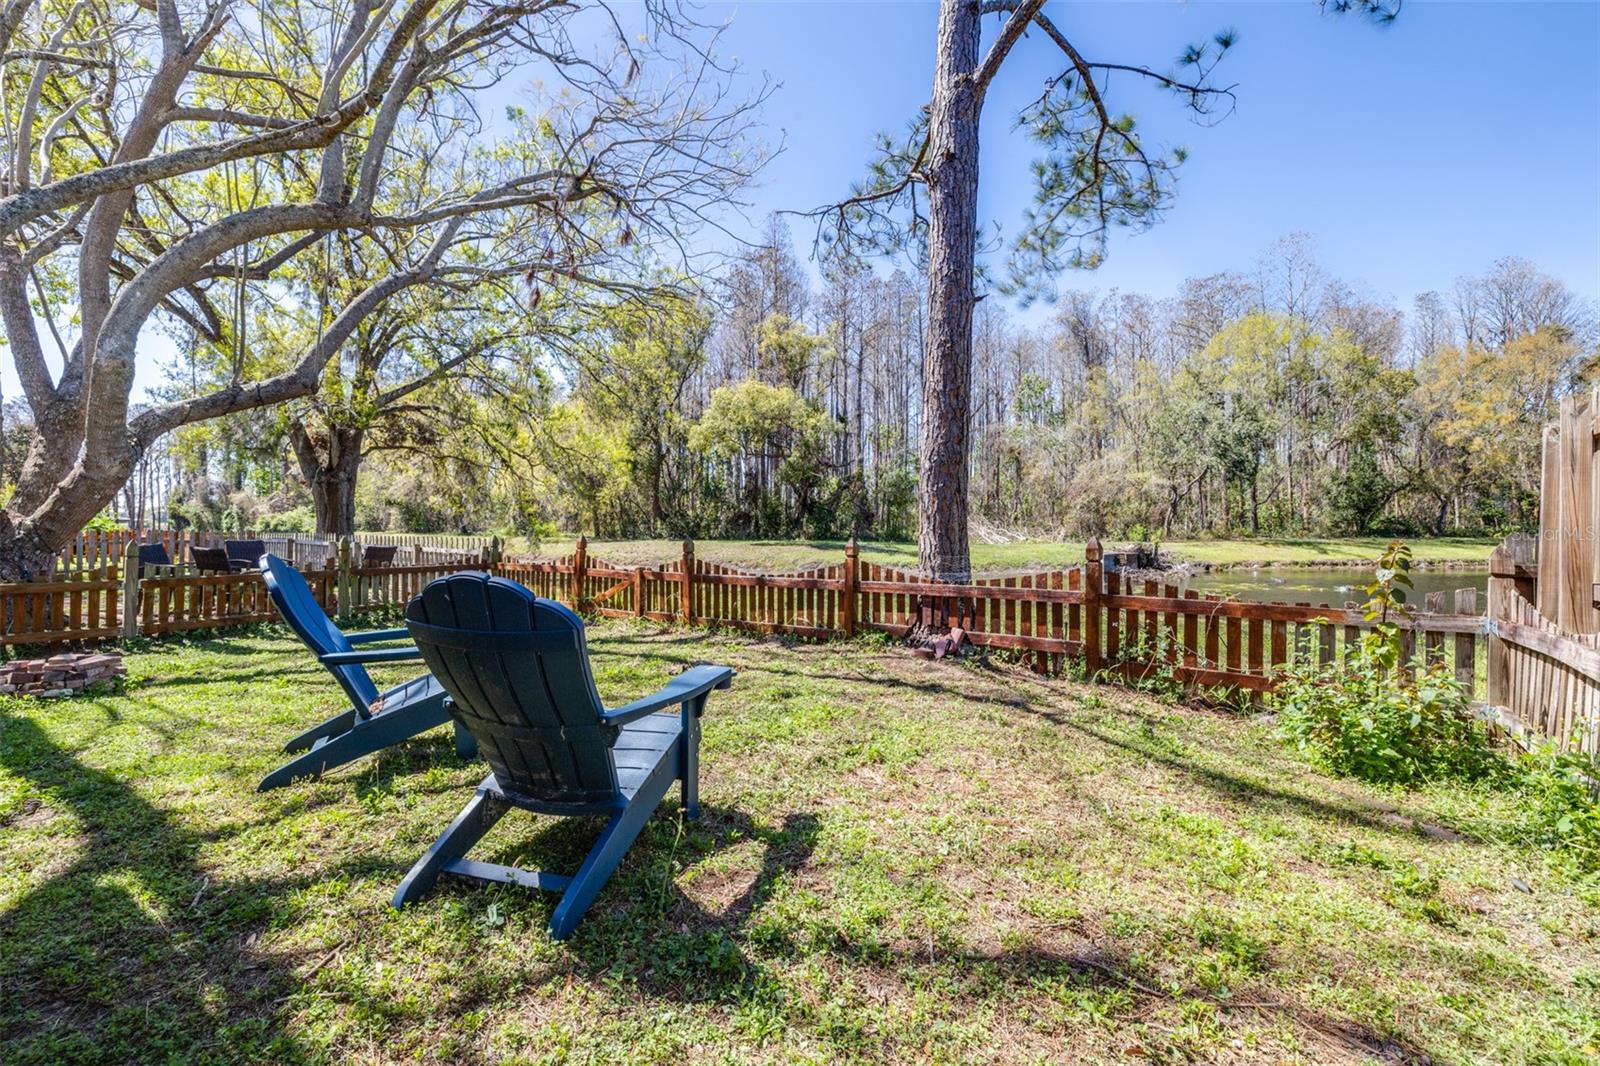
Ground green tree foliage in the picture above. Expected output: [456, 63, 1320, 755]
[690, 379, 834, 537]
[157, 236, 1593, 544]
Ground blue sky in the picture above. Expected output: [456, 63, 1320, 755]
[6, 1, 1596, 402]
[710, 0, 1600, 317]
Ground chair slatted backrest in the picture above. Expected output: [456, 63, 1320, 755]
[260, 554, 379, 713]
[362, 545, 399, 567]
[225, 539, 267, 569]
[406, 573, 618, 812]
[137, 542, 172, 577]
[191, 545, 231, 573]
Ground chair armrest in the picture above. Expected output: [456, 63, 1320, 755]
[320, 646, 426, 666]
[346, 628, 412, 645]
[601, 664, 734, 727]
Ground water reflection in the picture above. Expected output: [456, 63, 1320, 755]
[1184, 567, 1489, 613]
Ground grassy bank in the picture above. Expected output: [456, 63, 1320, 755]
[2, 623, 1593, 1063]
[512, 536, 1499, 574]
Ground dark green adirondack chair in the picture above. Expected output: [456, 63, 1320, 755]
[258, 554, 476, 791]
[394, 571, 733, 940]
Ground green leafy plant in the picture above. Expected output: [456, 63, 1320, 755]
[258, 506, 315, 533]
[1363, 539, 1413, 670]
[1272, 541, 1501, 787]
[1516, 742, 1600, 873]
[1111, 631, 1184, 701]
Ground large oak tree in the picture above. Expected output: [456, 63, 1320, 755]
[0, 0, 761, 577]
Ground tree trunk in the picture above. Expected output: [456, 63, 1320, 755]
[0, 515, 59, 581]
[290, 422, 364, 537]
[917, 0, 981, 585]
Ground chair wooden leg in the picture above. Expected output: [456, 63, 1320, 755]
[453, 720, 477, 759]
[548, 753, 677, 940]
[258, 692, 452, 790]
[680, 696, 703, 820]
[282, 707, 358, 753]
[392, 779, 508, 908]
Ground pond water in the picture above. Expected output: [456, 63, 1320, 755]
[1183, 566, 1489, 613]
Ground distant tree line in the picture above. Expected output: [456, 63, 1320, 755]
[16, 226, 1589, 544]
[521, 229, 1591, 543]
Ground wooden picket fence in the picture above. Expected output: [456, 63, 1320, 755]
[0, 574, 123, 644]
[49, 528, 494, 577]
[15, 529, 1595, 753]
[354, 531, 497, 553]
[5, 538, 492, 645]
[134, 560, 488, 636]
[497, 537, 1490, 699]
[53, 528, 144, 575]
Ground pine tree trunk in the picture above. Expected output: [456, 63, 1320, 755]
[917, 0, 981, 585]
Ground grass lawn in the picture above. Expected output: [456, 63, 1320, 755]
[513, 537, 1499, 574]
[3, 623, 1594, 1064]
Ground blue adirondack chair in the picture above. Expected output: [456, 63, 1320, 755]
[393, 571, 733, 940]
[258, 554, 475, 791]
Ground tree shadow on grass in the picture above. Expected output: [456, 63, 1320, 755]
[822, 938, 1434, 1065]
[404, 800, 822, 1009]
[0, 709, 320, 1064]
[747, 655, 1483, 843]
[451, 792, 1435, 1062]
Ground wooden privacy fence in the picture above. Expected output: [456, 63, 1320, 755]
[1486, 534, 1599, 755]
[1533, 386, 1600, 633]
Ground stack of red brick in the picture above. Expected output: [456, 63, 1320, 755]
[0, 652, 126, 697]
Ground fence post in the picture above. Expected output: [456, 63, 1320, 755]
[841, 537, 858, 638]
[1487, 540, 1516, 708]
[120, 539, 140, 639]
[571, 535, 588, 612]
[1454, 587, 1479, 699]
[1083, 537, 1103, 677]
[337, 536, 353, 620]
[488, 535, 501, 569]
[681, 539, 695, 625]
[634, 566, 646, 618]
